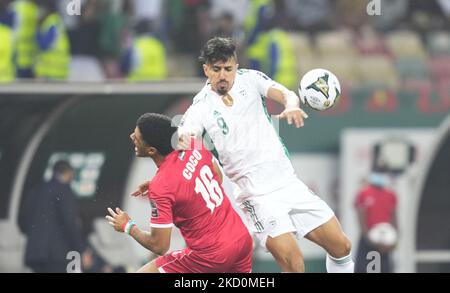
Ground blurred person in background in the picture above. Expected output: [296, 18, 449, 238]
[0, 0, 15, 83]
[170, 0, 210, 54]
[11, 0, 38, 78]
[243, 0, 272, 48]
[69, 0, 101, 58]
[98, 0, 133, 79]
[21, 160, 88, 273]
[34, 0, 70, 80]
[354, 169, 398, 273]
[246, 11, 297, 90]
[211, 12, 246, 64]
[212, 12, 244, 43]
[121, 19, 167, 81]
[407, 0, 450, 35]
[209, 0, 248, 28]
[371, 0, 408, 32]
[284, 0, 333, 33]
[132, 0, 163, 33]
[335, 0, 369, 31]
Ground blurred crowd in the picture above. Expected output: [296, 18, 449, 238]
[0, 0, 450, 85]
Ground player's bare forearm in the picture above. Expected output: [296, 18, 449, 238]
[129, 227, 168, 256]
[106, 207, 170, 255]
[267, 86, 291, 107]
[267, 84, 308, 128]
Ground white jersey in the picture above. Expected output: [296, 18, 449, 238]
[179, 69, 298, 201]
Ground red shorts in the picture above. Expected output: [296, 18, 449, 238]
[155, 234, 253, 273]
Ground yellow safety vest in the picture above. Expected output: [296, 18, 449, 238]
[0, 24, 15, 83]
[247, 29, 297, 90]
[128, 36, 167, 81]
[267, 30, 297, 90]
[35, 13, 70, 80]
[244, 0, 270, 41]
[246, 32, 269, 71]
[12, 0, 38, 70]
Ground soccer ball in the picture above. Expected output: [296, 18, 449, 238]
[298, 68, 341, 111]
[368, 223, 398, 247]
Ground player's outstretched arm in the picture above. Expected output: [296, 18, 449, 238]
[106, 208, 172, 255]
[131, 181, 151, 197]
[267, 83, 309, 128]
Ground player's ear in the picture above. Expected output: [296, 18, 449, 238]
[203, 64, 209, 77]
[147, 147, 158, 156]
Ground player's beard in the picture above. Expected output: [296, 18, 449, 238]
[216, 81, 229, 96]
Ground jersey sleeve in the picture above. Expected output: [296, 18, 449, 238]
[178, 102, 204, 138]
[248, 70, 277, 97]
[148, 183, 175, 228]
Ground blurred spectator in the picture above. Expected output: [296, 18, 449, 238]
[11, 0, 39, 78]
[371, 0, 408, 32]
[34, 0, 70, 80]
[21, 160, 88, 273]
[354, 170, 398, 273]
[209, 0, 249, 27]
[98, 0, 133, 79]
[132, 0, 163, 31]
[284, 0, 333, 33]
[408, 0, 450, 34]
[355, 25, 391, 56]
[247, 13, 297, 90]
[212, 12, 245, 44]
[121, 19, 168, 81]
[0, 0, 15, 82]
[244, 0, 273, 46]
[69, 0, 101, 58]
[335, 0, 369, 30]
[169, 0, 210, 54]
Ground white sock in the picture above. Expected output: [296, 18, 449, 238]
[326, 253, 354, 273]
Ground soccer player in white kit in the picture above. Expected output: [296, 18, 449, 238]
[178, 37, 353, 273]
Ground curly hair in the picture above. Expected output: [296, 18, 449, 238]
[136, 113, 177, 156]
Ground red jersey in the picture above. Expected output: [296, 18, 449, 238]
[148, 147, 249, 252]
[355, 185, 397, 230]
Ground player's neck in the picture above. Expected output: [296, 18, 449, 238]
[152, 154, 166, 168]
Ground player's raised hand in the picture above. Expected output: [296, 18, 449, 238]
[131, 181, 151, 197]
[277, 107, 309, 128]
[106, 207, 131, 233]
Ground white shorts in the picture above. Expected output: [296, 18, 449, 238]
[238, 179, 335, 249]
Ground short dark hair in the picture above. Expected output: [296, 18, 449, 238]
[136, 113, 177, 156]
[53, 160, 73, 176]
[199, 37, 237, 65]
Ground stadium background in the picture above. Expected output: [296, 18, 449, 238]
[0, 0, 449, 273]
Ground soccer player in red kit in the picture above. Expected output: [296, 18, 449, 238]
[106, 113, 252, 273]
